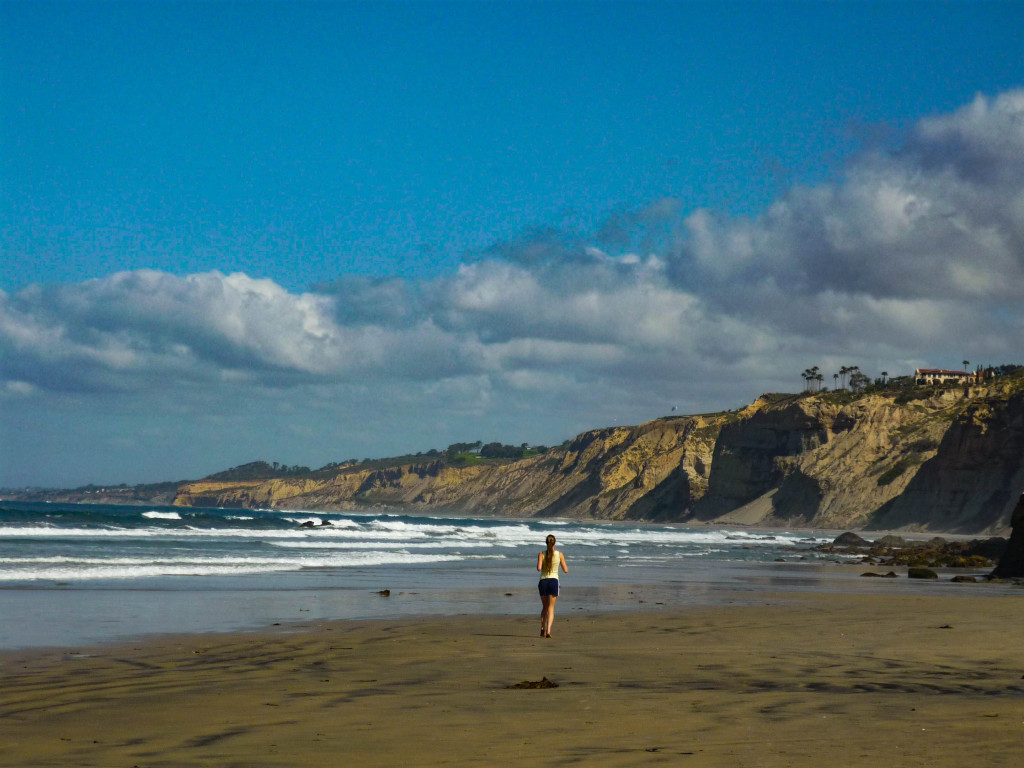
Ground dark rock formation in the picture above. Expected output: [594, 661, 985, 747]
[908, 567, 938, 579]
[834, 532, 871, 548]
[873, 535, 907, 548]
[992, 493, 1024, 578]
[508, 677, 558, 689]
[816, 533, 1005, 569]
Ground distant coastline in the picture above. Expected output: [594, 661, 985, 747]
[6, 371, 1024, 534]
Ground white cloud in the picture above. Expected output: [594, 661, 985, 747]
[1, 380, 35, 397]
[2, 90, 1024, 446]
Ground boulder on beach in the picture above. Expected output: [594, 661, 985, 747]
[908, 567, 938, 579]
[833, 532, 871, 548]
[854, 535, 1006, 568]
[992, 493, 1024, 578]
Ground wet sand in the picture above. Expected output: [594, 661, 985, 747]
[1, 592, 1022, 767]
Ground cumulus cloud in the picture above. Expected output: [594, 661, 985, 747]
[3, 90, 1024, 415]
[0, 271, 483, 392]
[676, 91, 1024, 309]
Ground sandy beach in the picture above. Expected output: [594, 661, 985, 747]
[1, 591, 1022, 767]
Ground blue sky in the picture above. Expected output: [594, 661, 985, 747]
[3, 1, 1024, 487]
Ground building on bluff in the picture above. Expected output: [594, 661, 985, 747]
[914, 368, 985, 385]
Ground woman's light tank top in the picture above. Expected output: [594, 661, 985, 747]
[540, 550, 561, 579]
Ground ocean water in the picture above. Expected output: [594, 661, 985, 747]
[0, 502, 1007, 649]
[0, 501, 833, 583]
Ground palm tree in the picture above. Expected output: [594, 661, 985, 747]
[847, 365, 864, 391]
[839, 365, 851, 390]
[833, 373, 839, 389]
[880, 371, 889, 385]
[801, 366, 822, 392]
[962, 360, 970, 373]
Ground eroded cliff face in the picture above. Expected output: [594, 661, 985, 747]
[693, 383, 1024, 533]
[173, 415, 725, 521]
[173, 377, 1024, 532]
[867, 387, 1024, 532]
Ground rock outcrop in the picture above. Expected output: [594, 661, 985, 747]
[992, 494, 1024, 577]
[817, 531, 1005, 568]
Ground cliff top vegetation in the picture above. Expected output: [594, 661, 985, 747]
[198, 442, 552, 483]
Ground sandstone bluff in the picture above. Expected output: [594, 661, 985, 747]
[173, 375, 1024, 534]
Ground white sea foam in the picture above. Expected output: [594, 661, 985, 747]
[268, 540, 496, 550]
[0, 551, 492, 581]
[142, 511, 182, 520]
[0, 565, 289, 580]
[0, 523, 829, 551]
[0, 526, 353, 539]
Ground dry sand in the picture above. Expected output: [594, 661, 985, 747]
[2, 592, 1022, 767]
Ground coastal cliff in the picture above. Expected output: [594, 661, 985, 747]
[9, 376, 1021, 534]
[173, 415, 726, 521]
[170, 374, 1024, 533]
[693, 387, 1021, 532]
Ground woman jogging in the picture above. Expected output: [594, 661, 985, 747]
[537, 534, 568, 638]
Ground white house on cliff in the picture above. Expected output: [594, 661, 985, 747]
[914, 368, 982, 385]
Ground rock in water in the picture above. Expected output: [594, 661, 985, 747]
[833, 532, 871, 548]
[908, 567, 939, 579]
[992, 493, 1024, 578]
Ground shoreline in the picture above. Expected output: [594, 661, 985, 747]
[2, 592, 1022, 767]
[0, 559, 1010, 651]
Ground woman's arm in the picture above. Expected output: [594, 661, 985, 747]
[559, 551, 568, 573]
[537, 552, 544, 572]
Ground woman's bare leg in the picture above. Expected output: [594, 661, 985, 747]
[540, 594, 551, 635]
[544, 595, 557, 637]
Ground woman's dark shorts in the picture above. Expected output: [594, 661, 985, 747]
[538, 578, 560, 597]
